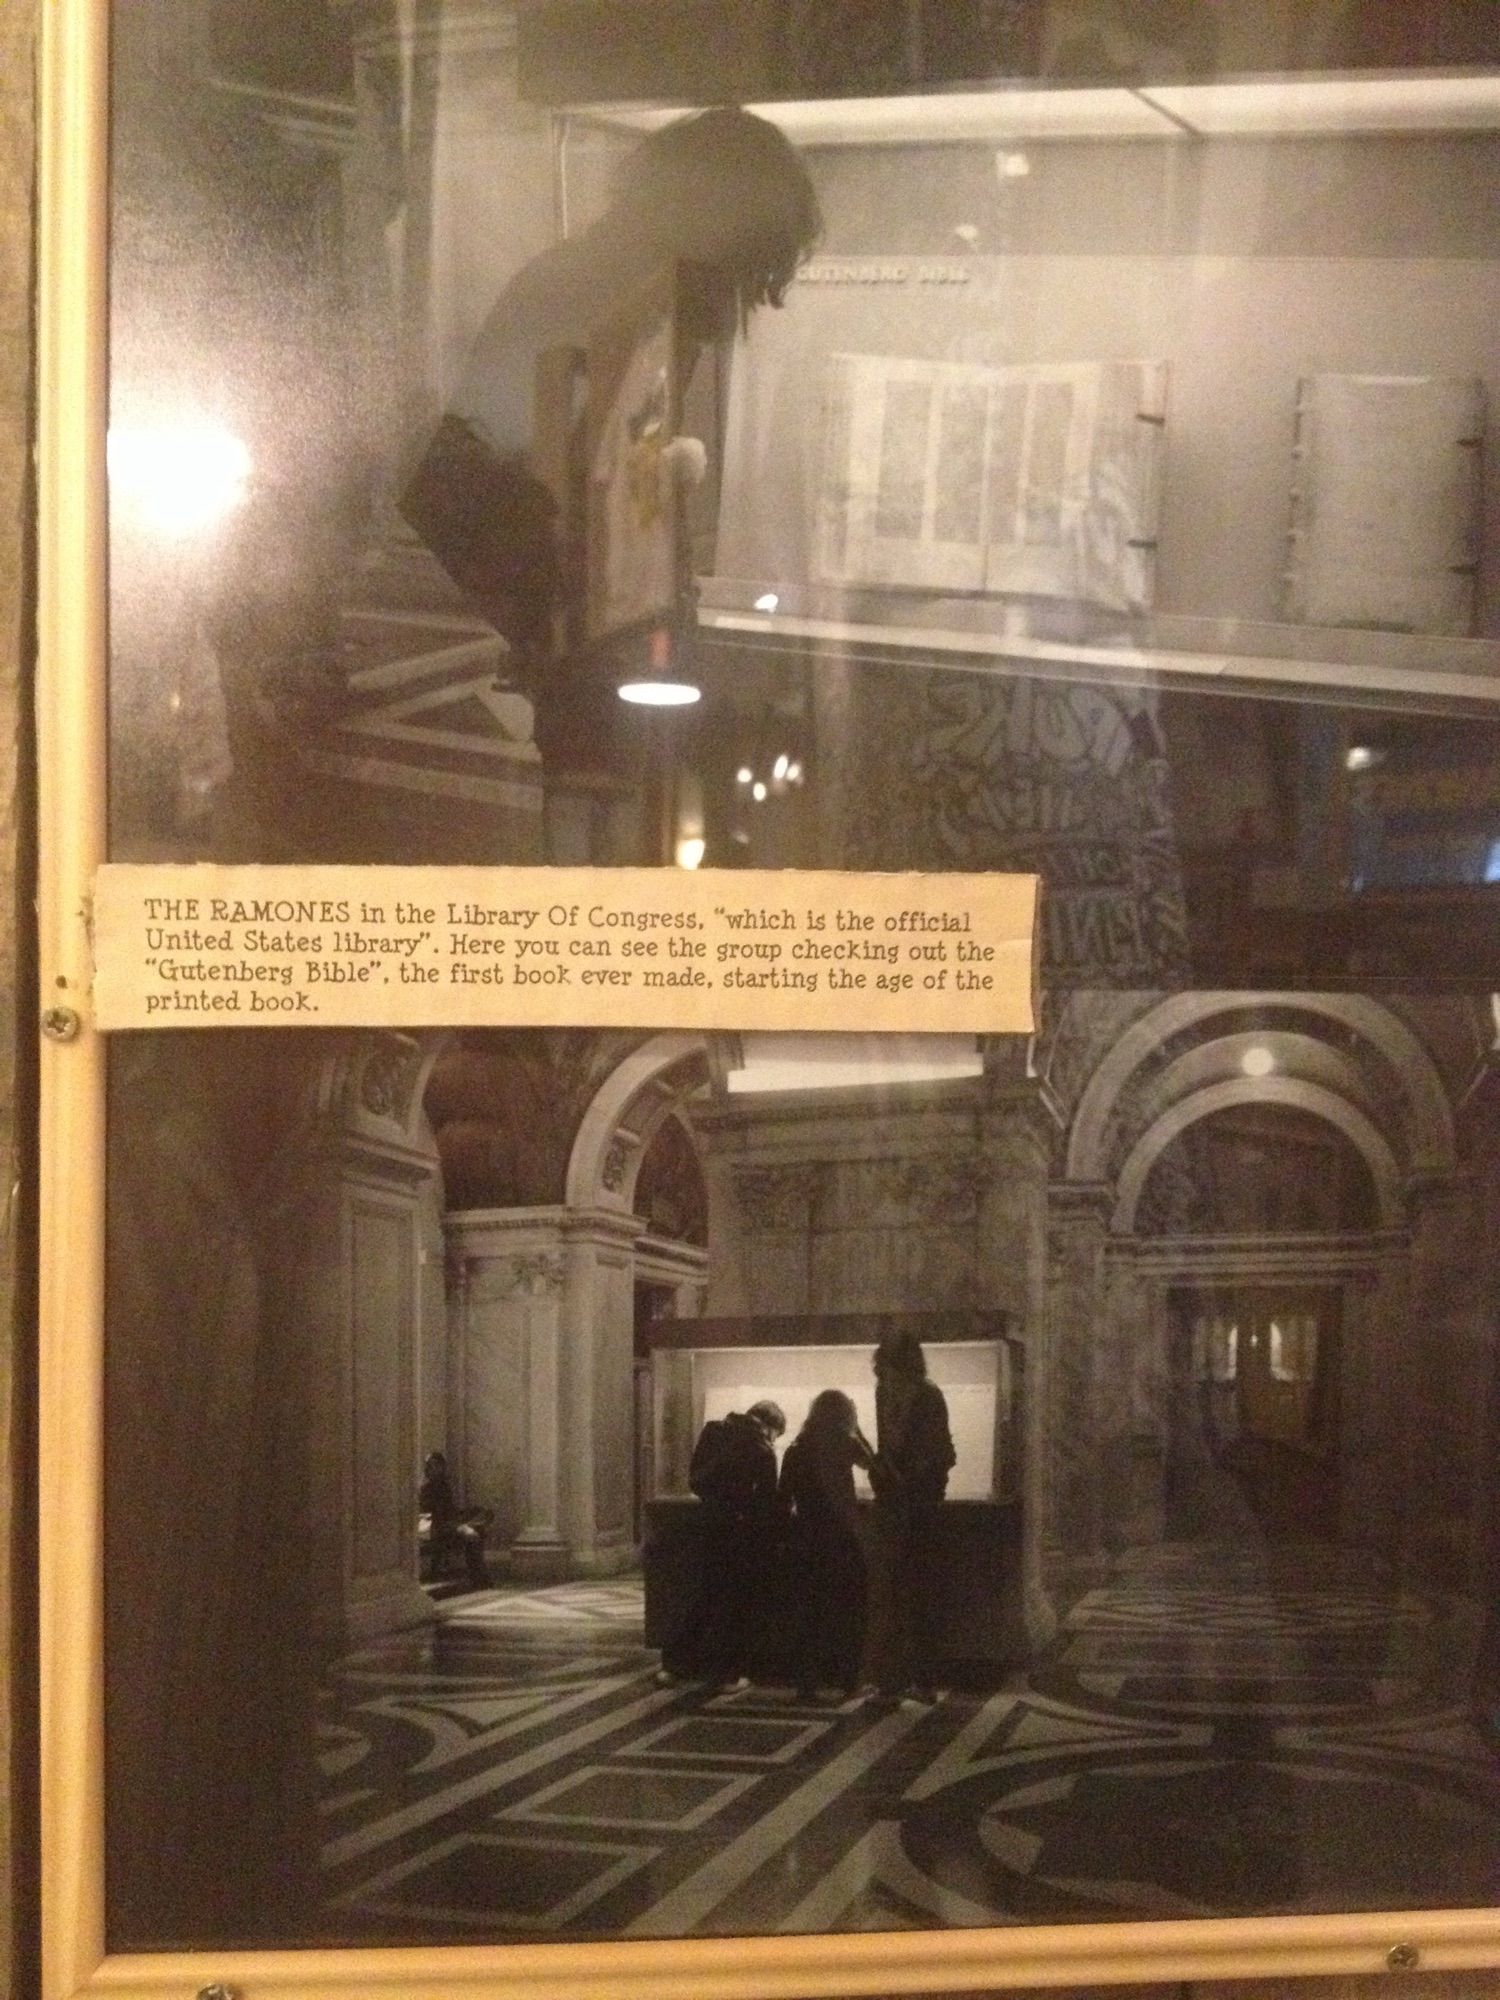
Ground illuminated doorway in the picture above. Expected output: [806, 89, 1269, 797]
[1167, 1285, 1342, 1541]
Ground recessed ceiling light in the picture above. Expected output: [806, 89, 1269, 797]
[617, 680, 701, 707]
[1241, 1045, 1276, 1078]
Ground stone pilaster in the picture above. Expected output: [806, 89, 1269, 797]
[293, 1036, 443, 1654]
[1401, 1170, 1485, 1589]
[444, 1208, 569, 1573]
[559, 1208, 647, 1574]
[1044, 1183, 1115, 1596]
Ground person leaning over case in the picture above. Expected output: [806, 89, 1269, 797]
[870, 1333, 955, 1705]
[673, 1398, 786, 1691]
[399, 107, 821, 771]
[778, 1389, 875, 1701]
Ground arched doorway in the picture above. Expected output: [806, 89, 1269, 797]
[1047, 992, 1460, 1577]
[1139, 1101, 1380, 1541]
[422, 1032, 711, 1577]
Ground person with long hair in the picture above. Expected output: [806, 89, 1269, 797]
[778, 1388, 875, 1700]
[400, 107, 822, 766]
[870, 1332, 956, 1704]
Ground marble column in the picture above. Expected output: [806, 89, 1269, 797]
[445, 1203, 647, 1577]
[559, 1208, 647, 1574]
[1044, 1183, 1115, 1594]
[1402, 1170, 1486, 1589]
[444, 1208, 568, 1574]
[1337, 1253, 1404, 1556]
[979, 1092, 1057, 1650]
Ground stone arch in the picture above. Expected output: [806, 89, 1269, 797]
[1065, 992, 1455, 1185]
[1112, 1076, 1404, 1233]
[564, 1031, 712, 1213]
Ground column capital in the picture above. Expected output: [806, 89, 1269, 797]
[1048, 1180, 1116, 1223]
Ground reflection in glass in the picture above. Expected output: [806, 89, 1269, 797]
[97, 0, 1500, 1965]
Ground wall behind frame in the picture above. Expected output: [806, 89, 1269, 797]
[0, 0, 36, 1995]
[8, 2, 1500, 1998]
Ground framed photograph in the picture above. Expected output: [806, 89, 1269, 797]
[37, 4, 1500, 1998]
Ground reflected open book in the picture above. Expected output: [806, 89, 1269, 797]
[813, 354, 1167, 611]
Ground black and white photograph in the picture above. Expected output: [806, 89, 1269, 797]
[57, 0, 1500, 1982]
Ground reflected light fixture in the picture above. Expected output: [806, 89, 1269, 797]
[107, 415, 251, 539]
[675, 834, 706, 870]
[618, 679, 700, 706]
[1240, 1045, 1277, 1078]
[617, 625, 701, 706]
[1345, 744, 1385, 772]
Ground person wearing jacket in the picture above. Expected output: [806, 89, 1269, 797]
[778, 1389, 875, 1700]
[870, 1333, 956, 1703]
[676, 1398, 786, 1688]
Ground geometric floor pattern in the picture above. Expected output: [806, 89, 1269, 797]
[318, 1548, 1500, 1944]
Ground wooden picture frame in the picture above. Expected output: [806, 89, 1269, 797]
[35, 4, 1500, 1997]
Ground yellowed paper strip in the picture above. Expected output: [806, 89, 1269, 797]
[91, 865, 1036, 1034]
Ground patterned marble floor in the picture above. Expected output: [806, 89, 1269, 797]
[317, 1546, 1500, 1944]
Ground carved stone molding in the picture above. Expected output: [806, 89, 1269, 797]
[602, 1135, 633, 1194]
[490, 1250, 566, 1300]
[356, 1033, 425, 1125]
[876, 1155, 988, 1224]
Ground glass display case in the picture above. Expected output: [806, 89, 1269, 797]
[37, 0, 1500, 1989]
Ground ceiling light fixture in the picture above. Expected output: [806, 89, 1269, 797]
[617, 625, 701, 707]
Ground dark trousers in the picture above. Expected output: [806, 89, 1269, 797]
[669, 1510, 770, 1681]
[431, 1520, 487, 1587]
[788, 1527, 867, 1694]
[872, 1503, 942, 1693]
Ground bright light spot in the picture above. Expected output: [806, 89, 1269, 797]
[1240, 1045, 1276, 1078]
[1345, 744, 1384, 772]
[998, 150, 1031, 178]
[675, 835, 706, 870]
[953, 222, 980, 245]
[736, 766, 754, 785]
[773, 753, 789, 782]
[727, 1032, 984, 1095]
[617, 680, 701, 706]
[1485, 841, 1500, 884]
[786, 761, 802, 783]
[752, 780, 768, 801]
[108, 419, 251, 539]
[754, 592, 780, 613]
